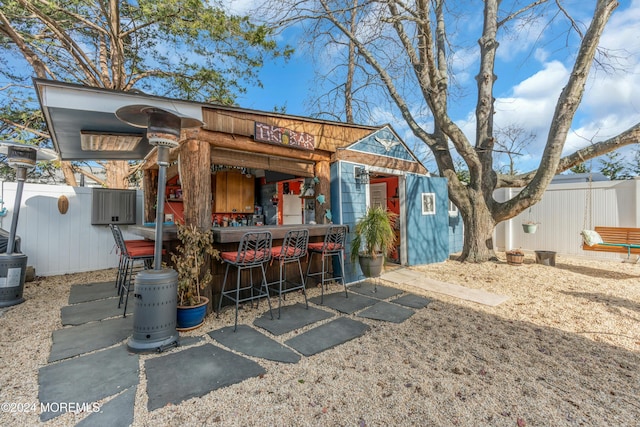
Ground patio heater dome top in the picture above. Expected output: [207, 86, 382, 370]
[115, 104, 203, 148]
[0, 141, 58, 169]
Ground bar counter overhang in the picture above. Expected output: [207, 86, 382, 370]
[129, 223, 335, 243]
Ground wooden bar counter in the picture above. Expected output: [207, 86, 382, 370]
[128, 223, 337, 311]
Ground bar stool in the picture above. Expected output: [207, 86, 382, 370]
[217, 231, 273, 331]
[109, 224, 155, 294]
[305, 225, 348, 304]
[267, 229, 309, 318]
[110, 224, 161, 317]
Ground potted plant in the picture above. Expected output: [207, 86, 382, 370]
[506, 248, 525, 266]
[350, 206, 398, 278]
[522, 220, 539, 234]
[522, 208, 539, 233]
[171, 222, 220, 330]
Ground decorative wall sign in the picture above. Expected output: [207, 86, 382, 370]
[254, 122, 315, 151]
[57, 195, 69, 214]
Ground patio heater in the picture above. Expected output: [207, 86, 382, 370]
[115, 105, 202, 353]
[0, 142, 57, 307]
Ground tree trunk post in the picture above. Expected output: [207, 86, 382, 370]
[179, 137, 213, 312]
[314, 160, 331, 224]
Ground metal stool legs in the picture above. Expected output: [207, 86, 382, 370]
[217, 231, 273, 331]
[268, 229, 309, 318]
[304, 225, 348, 304]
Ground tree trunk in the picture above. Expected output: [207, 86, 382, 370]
[179, 138, 213, 313]
[105, 160, 129, 188]
[458, 196, 497, 262]
[314, 160, 331, 224]
[143, 169, 157, 223]
[60, 161, 77, 187]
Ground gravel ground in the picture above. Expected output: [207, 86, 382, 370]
[1, 252, 639, 426]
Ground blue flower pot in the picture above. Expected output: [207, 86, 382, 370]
[176, 297, 208, 330]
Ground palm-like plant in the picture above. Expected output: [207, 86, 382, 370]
[350, 206, 398, 262]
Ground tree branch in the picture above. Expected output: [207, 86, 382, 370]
[497, 122, 640, 188]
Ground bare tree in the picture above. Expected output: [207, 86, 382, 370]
[493, 124, 536, 175]
[264, 0, 640, 262]
[0, 0, 286, 187]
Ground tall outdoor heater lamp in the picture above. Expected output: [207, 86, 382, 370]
[0, 142, 57, 307]
[115, 105, 203, 353]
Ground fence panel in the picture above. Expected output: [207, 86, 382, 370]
[0, 182, 144, 276]
[496, 178, 640, 260]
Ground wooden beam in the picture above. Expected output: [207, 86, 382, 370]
[188, 129, 332, 163]
[210, 148, 315, 177]
[333, 149, 428, 175]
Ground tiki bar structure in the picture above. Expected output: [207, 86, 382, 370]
[36, 79, 457, 311]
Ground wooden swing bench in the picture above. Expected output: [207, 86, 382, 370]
[581, 226, 640, 260]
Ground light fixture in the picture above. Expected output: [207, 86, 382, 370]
[355, 166, 370, 184]
[0, 142, 57, 307]
[116, 104, 203, 353]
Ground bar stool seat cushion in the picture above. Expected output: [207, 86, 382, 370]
[126, 245, 163, 257]
[221, 250, 264, 263]
[307, 242, 342, 251]
[124, 239, 155, 247]
[271, 246, 303, 259]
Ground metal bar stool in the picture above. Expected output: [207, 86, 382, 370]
[305, 225, 348, 304]
[111, 224, 161, 317]
[109, 224, 155, 294]
[267, 229, 309, 318]
[217, 231, 274, 331]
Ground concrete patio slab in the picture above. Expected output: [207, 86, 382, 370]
[61, 297, 126, 326]
[349, 281, 404, 300]
[209, 325, 301, 363]
[68, 281, 116, 304]
[49, 316, 133, 362]
[380, 269, 422, 284]
[357, 301, 415, 323]
[75, 386, 136, 427]
[145, 343, 266, 411]
[285, 317, 369, 356]
[253, 303, 334, 336]
[309, 291, 378, 314]
[381, 268, 510, 306]
[392, 294, 432, 309]
[38, 345, 139, 421]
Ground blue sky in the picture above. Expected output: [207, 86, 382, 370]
[231, 0, 640, 174]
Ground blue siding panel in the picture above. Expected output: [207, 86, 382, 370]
[332, 162, 368, 283]
[448, 213, 464, 254]
[405, 174, 449, 264]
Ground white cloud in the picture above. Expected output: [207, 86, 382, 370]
[224, 0, 259, 15]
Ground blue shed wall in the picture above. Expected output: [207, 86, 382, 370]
[331, 162, 368, 283]
[448, 212, 464, 254]
[332, 162, 450, 283]
[405, 174, 450, 265]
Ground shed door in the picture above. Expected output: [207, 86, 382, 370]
[405, 174, 449, 265]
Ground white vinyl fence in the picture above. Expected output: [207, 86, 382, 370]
[495, 177, 640, 260]
[0, 181, 144, 276]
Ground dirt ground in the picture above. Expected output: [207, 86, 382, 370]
[1, 252, 639, 426]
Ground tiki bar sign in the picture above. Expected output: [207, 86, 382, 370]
[254, 122, 315, 151]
